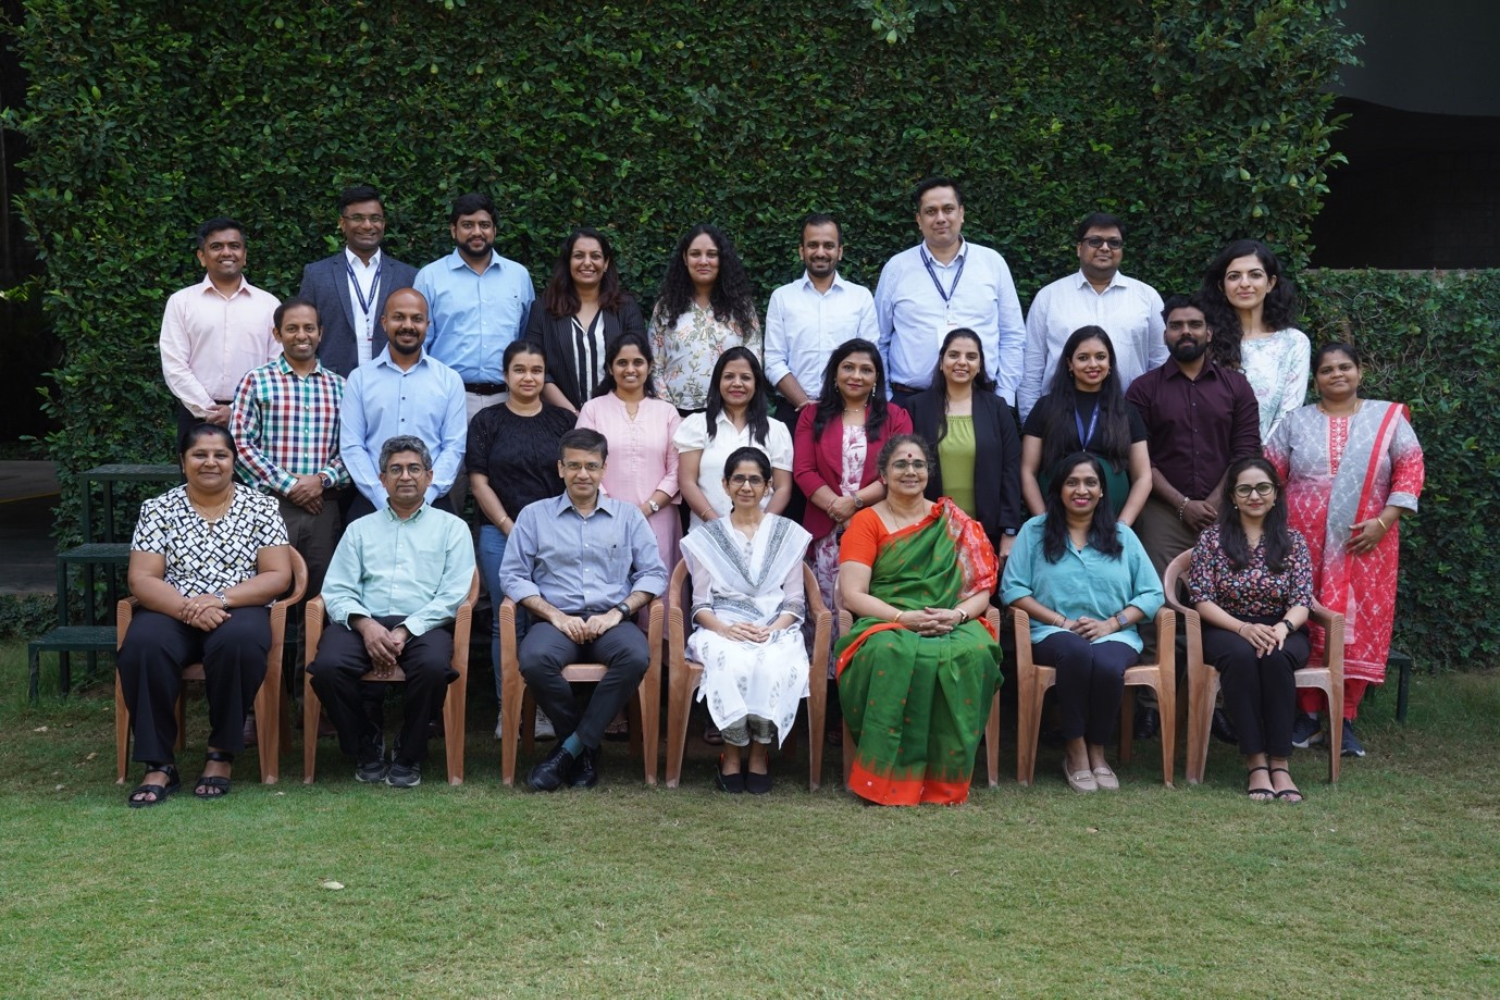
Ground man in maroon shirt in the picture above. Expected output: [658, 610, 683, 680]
[1127, 293, 1262, 579]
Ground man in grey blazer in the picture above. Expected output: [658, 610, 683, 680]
[298, 185, 419, 377]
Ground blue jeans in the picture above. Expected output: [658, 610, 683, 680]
[478, 524, 530, 701]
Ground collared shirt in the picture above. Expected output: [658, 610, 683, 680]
[763, 271, 878, 400]
[648, 302, 762, 411]
[500, 493, 668, 615]
[159, 275, 280, 416]
[412, 248, 534, 384]
[1017, 270, 1168, 421]
[131, 485, 288, 599]
[345, 248, 384, 367]
[230, 356, 350, 496]
[672, 409, 795, 530]
[340, 348, 467, 509]
[1126, 360, 1262, 501]
[322, 503, 476, 637]
[874, 240, 1026, 405]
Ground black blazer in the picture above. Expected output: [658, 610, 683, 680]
[524, 297, 646, 408]
[298, 251, 419, 377]
[908, 388, 1023, 549]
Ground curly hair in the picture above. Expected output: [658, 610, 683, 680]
[653, 223, 758, 334]
[1198, 239, 1299, 369]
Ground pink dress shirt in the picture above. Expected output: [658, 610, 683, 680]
[159, 275, 280, 416]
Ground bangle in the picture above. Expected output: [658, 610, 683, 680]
[891, 610, 903, 625]
[1176, 497, 1189, 521]
[1376, 515, 1391, 531]
[1055, 614, 1066, 628]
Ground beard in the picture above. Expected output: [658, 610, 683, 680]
[1170, 338, 1208, 363]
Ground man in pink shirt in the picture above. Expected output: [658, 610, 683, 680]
[159, 217, 280, 447]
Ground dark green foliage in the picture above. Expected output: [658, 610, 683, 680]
[1302, 269, 1500, 668]
[0, 593, 53, 641]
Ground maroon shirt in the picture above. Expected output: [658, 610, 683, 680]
[1126, 360, 1261, 501]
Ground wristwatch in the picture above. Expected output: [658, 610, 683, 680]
[614, 601, 632, 616]
[215, 591, 230, 610]
[1281, 618, 1297, 632]
[1116, 611, 1129, 629]
[647, 499, 660, 513]
[853, 495, 865, 510]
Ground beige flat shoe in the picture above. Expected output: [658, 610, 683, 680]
[1063, 760, 1097, 793]
[1091, 765, 1120, 791]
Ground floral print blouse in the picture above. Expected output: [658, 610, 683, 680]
[647, 301, 762, 411]
[1188, 523, 1314, 618]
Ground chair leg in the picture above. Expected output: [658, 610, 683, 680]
[115, 673, 130, 784]
[665, 669, 691, 789]
[807, 674, 826, 792]
[1118, 688, 1136, 766]
[627, 694, 645, 760]
[1156, 681, 1176, 789]
[639, 686, 660, 787]
[444, 678, 466, 786]
[1186, 669, 1216, 785]
[985, 690, 1000, 788]
[255, 674, 279, 785]
[1327, 680, 1343, 784]
[303, 673, 321, 784]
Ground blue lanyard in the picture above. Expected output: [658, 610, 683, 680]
[1074, 401, 1100, 449]
[345, 257, 384, 335]
[919, 246, 966, 306]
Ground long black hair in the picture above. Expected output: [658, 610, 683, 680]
[653, 223, 758, 334]
[928, 327, 997, 445]
[1199, 239, 1299, 369]
[541, 226, 630, 317]
[703, 346, 771, 444]
[1038, 326, 1132, 473]
[1041, 452, 1122, 563]
[812, 338, 891, 441]
[1216, 456, 1292, 572]
[593, 331, 659, 399]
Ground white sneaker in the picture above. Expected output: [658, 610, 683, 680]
[534, 709, 557, 741]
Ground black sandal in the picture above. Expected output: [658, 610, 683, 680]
[1245, 765, 1274, 802]
[194, 750, 235, 800]
[1270, 766, 1304, 804]
[127, 763, 180, 808]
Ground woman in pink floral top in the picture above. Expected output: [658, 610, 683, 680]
[1188, 457, 1314, 803]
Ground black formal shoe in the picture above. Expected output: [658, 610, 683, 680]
[745, 762, 772, 796]
[528, 744, 574, 792]
[355, 733, 387, 783]
[569, 746, 599, 788]
[1211, 706, 1239, 746]
[1133, 705, 1160, 741]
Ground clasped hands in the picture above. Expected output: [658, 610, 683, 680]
[1066, 616, 1123, 641]
[178, 594, 229, 632]
[894, 607, 965, 637]
[552, 608, 626, 645]
[719, 621, 773, 643]
[354, 617, 410, 675]
[1237, 620, 1289, 657]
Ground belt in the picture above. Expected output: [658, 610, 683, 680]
[890, 383, 922, 395]
[463, 382, 507, 395]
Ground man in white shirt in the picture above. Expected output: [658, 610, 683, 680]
[1017, 213, 1168, 421]
[158, 217, 279, 447]
[874, 177, 1026, 410]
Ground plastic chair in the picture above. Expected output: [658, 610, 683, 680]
[1012, 606, 1177, 787]
[498, 595, 665, 786]
[1162, 551, 1344, 785]
[301, 569, 479, 785]
[115, 549, 308, 786]
[664, 560, 831, 789]
[834, 602, 1003, 790]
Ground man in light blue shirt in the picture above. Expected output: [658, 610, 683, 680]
[874, 176, 1027, 409]
[1017, 213, 1167, 422]
[309, 435, 476, 788]
[501, 427, 668, 792]
[340, 288, 467, 518]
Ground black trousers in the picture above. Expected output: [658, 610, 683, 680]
[519, 620, 649, 750]
[1033, 631, 1139, 745]
[1203, 615, 1311, 758]
[117, 607, 271, 765]
[307, 616, 457, 764]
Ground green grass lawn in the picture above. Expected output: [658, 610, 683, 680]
[4, 644, 1498, 998]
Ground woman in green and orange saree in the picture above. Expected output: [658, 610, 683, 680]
[836, 434, 1001, 806]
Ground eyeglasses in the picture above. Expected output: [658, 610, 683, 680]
[729, 475, 766, 487]
[562, 461, 604, 473]
[1233, 482, 1276, 498]
[342, 214, 385, 225]
[1082, 236, 1124, 250]
[890, 460, 928, 472]
[383, 463, 426, 478]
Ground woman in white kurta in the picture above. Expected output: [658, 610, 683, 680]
[680, 447, 812, 794]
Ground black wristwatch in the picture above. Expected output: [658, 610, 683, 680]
[1281, 618, 1297, 632]
[614, 601, 632, 616]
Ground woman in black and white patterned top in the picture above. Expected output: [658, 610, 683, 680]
[118, 424, 290, 807]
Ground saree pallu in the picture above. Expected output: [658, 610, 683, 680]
[835, 499, 1001, 805]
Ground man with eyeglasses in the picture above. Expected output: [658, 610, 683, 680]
[308, 435, 476, 788]
[1017, 213, 1167, 421]
[500, 427, 668, 792]
[297, 185, 419, 378]
[874, 176, 1027, 412]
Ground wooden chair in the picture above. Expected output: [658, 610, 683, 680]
[115, 549, 308, 786]
[498, 595, 665, 786]
[1162, 551, 1344, 784]
[1012, 606, 1178, 787]
[835, 603, 1004, 790]
[301, 570, 479, 786]
[664, 560, 831, 790]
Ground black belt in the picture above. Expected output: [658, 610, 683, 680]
[463, 382, 507, 395]
[890, 382, 922, 395]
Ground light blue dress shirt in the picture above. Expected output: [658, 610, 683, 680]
[1017, 270, 1168, 421]
[763, 271, 878, 399]
[874, 240, 1027, 405]
[999, 515, 1164, 652]
[322, 503, 476, 637]
[501, 494, 669, 615]
[413, 248, 534, 384]
[340, 348, 467, 509]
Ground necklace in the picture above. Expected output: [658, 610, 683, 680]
[190, 491, 232, 521]
[1318, 398, 1361, 417]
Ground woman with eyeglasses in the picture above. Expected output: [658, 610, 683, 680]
[680, 447, 813, 794]
[836, 434, 1001, 806]
[1001, 452, 1163, 792]
[1188, 457, 1314, 802]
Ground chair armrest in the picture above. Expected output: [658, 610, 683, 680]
[1309, 599, 1345, 679]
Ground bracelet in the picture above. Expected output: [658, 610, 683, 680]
[1055, 613, 1066, 628]
[1176, 497, 1189, 521]
[1375, 515, 1391, 531]
[891, 610, 903, 624]
[955, 609, 969, 624]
